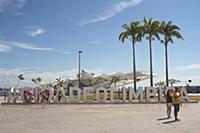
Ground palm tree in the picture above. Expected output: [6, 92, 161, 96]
[31, 78, 37, 83]
[143, 17, 161, 87]
[160, 21, 183, 86]
[56, 77, 64, 87]
[17, 74, 24, 87]
[36, 77, 42, 83]
[18, 74, 24, 80]
[32, 77, 42, 87]
[119, 21, 143, 91]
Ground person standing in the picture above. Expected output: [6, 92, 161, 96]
[40, 91, 47, 108]
[173, 87, 182, 121]
[166, 89, 173, 118]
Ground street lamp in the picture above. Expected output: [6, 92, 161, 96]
[78, 51, 82, 88]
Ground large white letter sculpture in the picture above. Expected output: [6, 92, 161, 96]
[96, 87, 107, 103]
[5, 86, 190, 104]
[110, 87, 121, 103]
[69, 87, 81, 103]
[180, 86, 190, 101]
[145, 87, 157, 102]
[129, 87, 144, 102]
[54, 87, 66, 103]
[83, 87, 94, 103]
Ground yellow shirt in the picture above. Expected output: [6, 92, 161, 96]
[173, 91, 181, 104]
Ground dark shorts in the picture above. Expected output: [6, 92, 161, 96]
[174, 104, 180, 112]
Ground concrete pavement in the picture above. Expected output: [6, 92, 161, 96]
[0, 103, 200, 133]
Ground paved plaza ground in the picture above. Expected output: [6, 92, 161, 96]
[0, 103, 200, 133]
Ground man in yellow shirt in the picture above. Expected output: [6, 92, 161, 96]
[173, 87, 181, 121]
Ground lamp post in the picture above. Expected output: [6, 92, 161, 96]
[186, 80, 192, 86]
[78, 51, 82, 88]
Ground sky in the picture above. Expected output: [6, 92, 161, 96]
[0, 0, 200, 87]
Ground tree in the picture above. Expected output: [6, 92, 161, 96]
[160, 21, 183, 86]
[155, 78, 181, 92]
[56, 77, 64, 87]
[168, 79, 181, 87]
[36, 77, 42, 83]
[32, 77, 42, 87]
[111, 76, 121, 97]
[154, 81, 166, 88]
[119, 21, 143, 91]
[17, 74, 24, 87]
[143, 18, 161, 87]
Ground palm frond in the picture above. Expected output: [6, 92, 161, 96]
[143, 17, 148, 24]
[166, 21, 172, 28]
[31, 78, 36, 83]
[119, 31, 130, 43]
[119, 21, 143, 44]
[18, 74, 24, 80]
[122, 24, 130, 30]
[168, 37, 174, 44]
[172, 31, 184, 39]
[170, 25, 181, 31]
[36, 77, 42, 83]
[149, 18, 153, 26]
[143, 18, 161, 41]
[160, 20, 183, 44]
[153, 33, 160, 40]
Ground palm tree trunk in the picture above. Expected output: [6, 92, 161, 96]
[132, 41, 137, 92]
[165, 43, 169, 86]
[149, 37, 153, 87]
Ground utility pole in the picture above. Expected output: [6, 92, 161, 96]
[78, 51, 82, 88]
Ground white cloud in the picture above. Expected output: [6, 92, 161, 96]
[14, 11, 24, 16]
[177, 75, 200, 81]
[173, 64, 200, 71]
[0, 43, 11, 52]
[12, 42, 53, 51]
[0, 0, 26, 14]
[89, 40, 103, 45]
[79, 0, 143, 25]
[29, 28, 45, 37]
[0, 67, 104, 88]
[0, 67, 76, 87]
[21, 26, 45, 37]
[170, 74, 200, 86]
[0, 0, 10, 12]
[20, 25, 38, 30]
[16, 0, 26, 9]
[169, 64, 200, 86]
[0, 40, 70, 54]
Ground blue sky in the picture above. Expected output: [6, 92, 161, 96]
[0, 0, 200, 87]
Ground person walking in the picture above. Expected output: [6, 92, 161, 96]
[40, 91, 47, 108]
[166, 89, 173, 118]
[173, 87, 182, 121]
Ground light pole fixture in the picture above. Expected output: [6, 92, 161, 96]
[78, 51, 82, 88]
